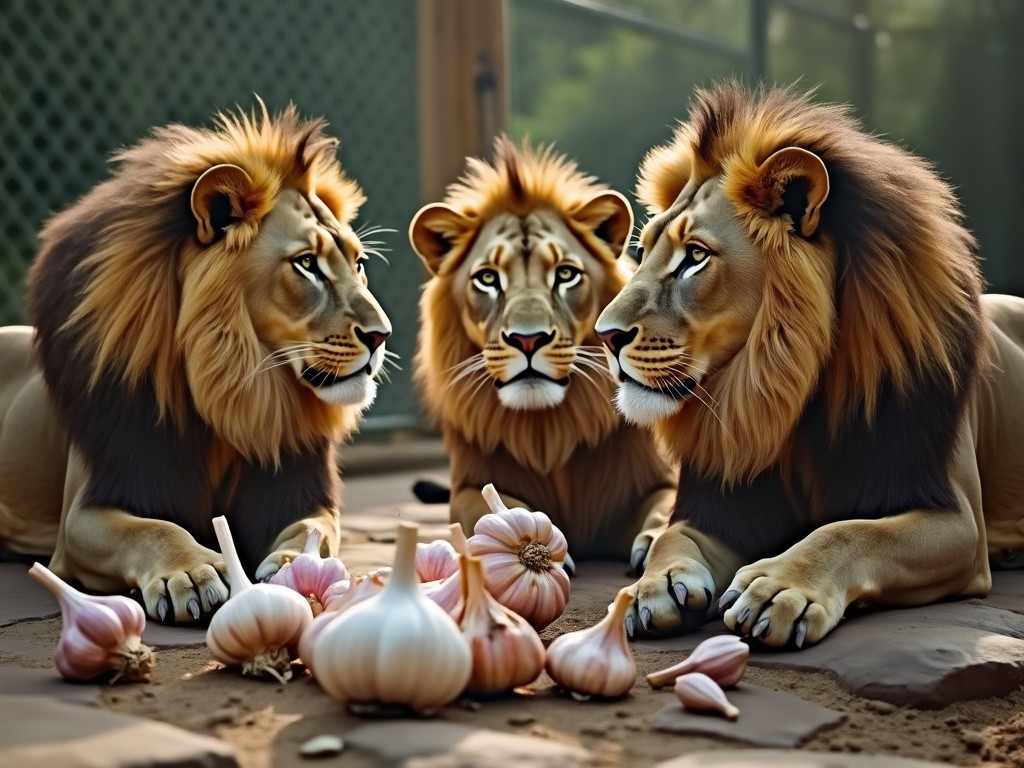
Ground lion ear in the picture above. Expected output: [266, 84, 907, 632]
[573, 191, 634, 258]
[190, 164, 254, 245]
[409, 203, 471, 276]
[755, 147, 830, 237]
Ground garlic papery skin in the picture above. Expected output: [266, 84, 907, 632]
[312, 522, 472, 713]
[422, 523, 470, 618]
[466, 484, 571, 630]
[416, 539, 458, 582]
[206, 516, 312, 683]
[674, 672, 740, 720]
[647, 634, 750, 689]
[299, 571, 389, 674]
[544, 588, 636, 699]
[29, 562, 155, 684]
[267, 528, 349, 616]
[459, 555, 546, 695]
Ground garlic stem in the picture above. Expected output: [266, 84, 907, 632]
[303, 528, 323, 556]
[388, 522, 420, 591]
[480, 484, 507, 516]
[607, 588, 635, 627]
[212, 516, 251, 598]
[448, 522, 469, 555]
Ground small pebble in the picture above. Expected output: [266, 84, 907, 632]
[205, 707, 238, 728]
[299, 735, 344, 758]
[460, 698, 482, 712]
[865, 700, 896, 715]
[508, 715, 536, 726]
[615, 710, 631, 719]
[624, 722, 642, 732]
[944, 716, 959, 727]
[962, 731, 984, 751]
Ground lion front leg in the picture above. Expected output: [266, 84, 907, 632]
[629, 487, 675, 574]
[254, 507, 341, 582]
[625, 521, 743, 637]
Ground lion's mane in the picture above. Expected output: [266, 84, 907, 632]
[637, 83, 985, 516]
[416, 138, 629, 474]
[27, 104, 366, 468]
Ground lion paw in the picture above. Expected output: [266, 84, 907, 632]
[140, 557, 228, 624]
[721, 558, 845, 648]
[255, 549, 300, 583]
[629, 528, 660, 574]
[623, 557, 716, 638]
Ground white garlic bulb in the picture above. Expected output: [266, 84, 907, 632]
[267, 528, 349, 615]
[459, 555, 546, 694]
[545, 588, 636, 699]
[206, 516, 312, 683]
[312, 522, 472, 713]
[29, 562, 155, 683]
[647, 634, 750, 689]
[674, 672, 740, 720]
[298, 570, 389, 674]
[467, 484, 571, 630]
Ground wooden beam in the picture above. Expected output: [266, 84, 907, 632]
[418, 0, 509, 204]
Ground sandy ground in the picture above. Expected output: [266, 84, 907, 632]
[2, 464, 1023, 767]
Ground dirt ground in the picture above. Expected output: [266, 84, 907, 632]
[3, 570, 1023, 768]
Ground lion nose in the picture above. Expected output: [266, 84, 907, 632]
[502, 330, 554, 355]
[597, 326, 639, 356]
[354, 327, 391, 354]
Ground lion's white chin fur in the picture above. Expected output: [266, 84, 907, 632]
[497, 379, 567, 410]
[615, 380, 685, 425]
[308, 374, 377, 409]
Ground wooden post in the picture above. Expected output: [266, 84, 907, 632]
[418, 0, 509, 204]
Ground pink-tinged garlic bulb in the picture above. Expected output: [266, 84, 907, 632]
[206, 516, 313, 683]
[416, 539, 459, 582]
[647, 634, 750, 689]
[268, 528, 349, 616]
[674, 672, 740, 720]
[298, 570, 390, 673]
[545, 588, 636, 699]
[466, 484, 570, 630]
[459, 555, 546, 694]
[423, 524, 470, 619]
[29, 563, 155, 684]
[313, 522, 472, 713]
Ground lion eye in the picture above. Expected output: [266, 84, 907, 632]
[472, 269, 500, 291]
[674, 242, 713, 280]
[291, 253, 323, 282]
[555, 265, 581, 284]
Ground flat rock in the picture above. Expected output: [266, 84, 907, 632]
[344, 721, 591, 767]
[634, 570, 1024, 709]
[0, 694, 237, 767]
[0, 562, 59, 626]
[649, 682, 843, 747]
[142, 622, 209, 648]
[654, 749, 948, 767]
[0, 667, 101, 704]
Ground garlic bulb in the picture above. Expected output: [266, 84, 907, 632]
[674, 672, 740, 720]
[466, 484, 571, 630]
[545, 588, 636, 699]
[29, 562, 155, 683]
[459, 555, 546, 694]
[298, 570, 389, 673]
[416, 539, 459, 582]
[268, 528, 349, 616]
[206, 516, 312, 683]
[647, 634, 750, 689]
[423, 524, 470, 618]
[313, 522, 472, 713]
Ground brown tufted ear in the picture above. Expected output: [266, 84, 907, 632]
[753, 147, 830, 237]
[190, 164, 254, 245]
[573, 190, 634, 258]
[409, 203, 471, 275]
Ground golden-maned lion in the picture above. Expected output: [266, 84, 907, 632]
[597, 82, 1024, 646]
[409, 138, 675, 562]
[0, 105, 391, 622]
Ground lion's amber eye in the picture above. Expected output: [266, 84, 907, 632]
[300, 255, 313, 270]
[472, 269, 500, 290]
[555, 265, 581, 284]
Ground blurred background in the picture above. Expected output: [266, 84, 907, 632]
[1, 0, 1021, 444]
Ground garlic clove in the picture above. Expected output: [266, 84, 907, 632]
[416, 539, 459, 583]
[544, 588, 636, 699]
[268, 528, 349, 616]
[674, 672, 740, 720]
[312, 522, 472, 713]
[29, 562, 155, 683]
[459, 555, 546, 694]
[647, 634, 750, 689]
[206, 516, 313, 683]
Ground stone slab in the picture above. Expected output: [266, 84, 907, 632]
[649, 682, 843, 748]
[634, 570, 1024, 709]
[0, 562, 58, 626]
[142, 623, 209, 648]
[0, 667, 101, 705]
[0, 695, 237, 767]
[654, 749, 948, 768]
[345, 721, 591, 768]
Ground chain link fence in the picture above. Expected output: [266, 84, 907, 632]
[0, 0, 423, 428]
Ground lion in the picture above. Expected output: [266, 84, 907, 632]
[596, 81, 1024, 646]
[408, 137, 676, 564]
[0, 104, 392, 623]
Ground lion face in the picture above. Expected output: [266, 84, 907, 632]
[242, 188, 391, 409]
[597, 177, 763, 425]
[442, 208, 615, 411]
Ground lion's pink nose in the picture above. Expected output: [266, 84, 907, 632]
[355, 327, 391, 354]
[597, 326, 638, 356]
[503, 330, 554, 355]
